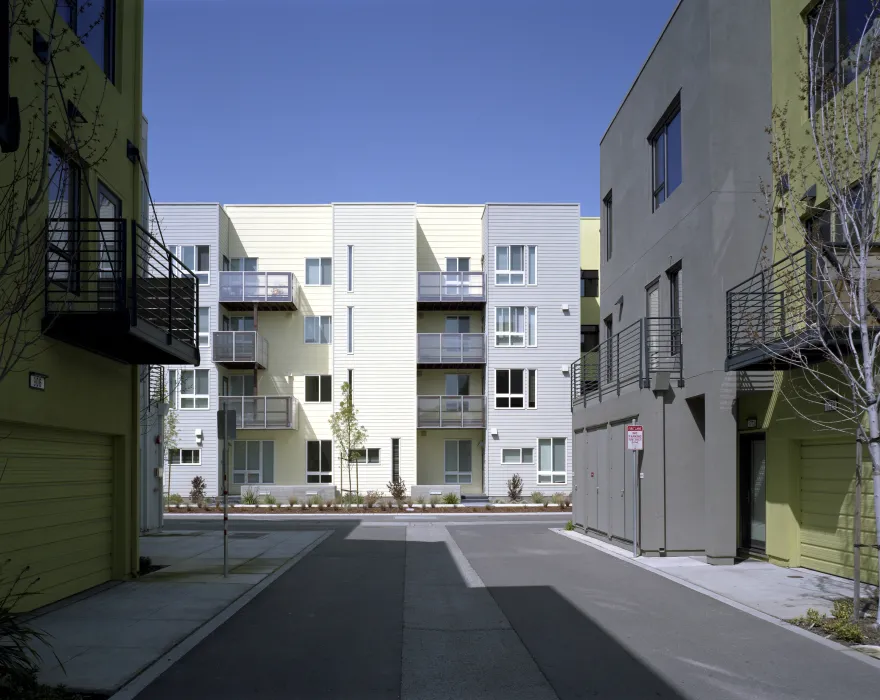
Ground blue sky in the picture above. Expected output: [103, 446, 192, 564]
[144, 0, 677, 215]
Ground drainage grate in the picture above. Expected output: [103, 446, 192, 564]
[229, 532, 267, 540]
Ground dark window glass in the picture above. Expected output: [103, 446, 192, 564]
[197, 245, 210, 271]
[60, 1, 115, 81]
[666, 111, 682, 193]
[320, 375, 332, 401]
[307, 441, 319, 473]
[305, 376, 319, 402]
[321, 440, 332, 473]
[603, 192, 613, 260]
[581, 325, 599, 353]
[392, 438, 400, 483]
[511, 370, 524, 395]
[581, 270, 599, 297]
[651, 99, 682, 210]
[496, 369, 509, 394]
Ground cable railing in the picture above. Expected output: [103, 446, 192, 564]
[644, 316, 683, 384]
[418, 272, 486, 303]
[212, 330, 269, 368]
[417, 333, 486, 363]
[219, 271, 297, 306]
[417, 395, 486, 428]
[218, 395, 297, 429]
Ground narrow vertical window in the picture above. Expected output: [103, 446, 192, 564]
[392, 438, 400, 484]
[527, 307, 537, 347]
[604, 192, 613, 261]
[347, 245, 353, 292]
[169, 369, 177, 407]
[528, 370, 537, 409]
[347, 306, 353, 354]
[527, 246, 537, 285]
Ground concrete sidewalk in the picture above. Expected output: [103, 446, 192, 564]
[30, 528, 327, 694]
[556, 529, 875, 620]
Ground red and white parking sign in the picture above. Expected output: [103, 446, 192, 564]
[626, 425, 643, 451]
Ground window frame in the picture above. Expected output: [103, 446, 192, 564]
[494, 306, 536, 347]
[198, 306, 211, 347]
[167, 448, 201, 466]
[444, 439, 472, 484]
[604, 191, 613, 261]
[59, 0, 116, 82]
[305, 257, 332, 286]
[495, 368, 525, 409]
[495, 245, 526, 285]
[172, 245, 210, 285]
[229, 374, 255, 397]
[391, 438, 400, 484]
[528, 369, 537, 409]
[581, 324, 599, 353]
[177, 368, 210, 410]
[306, 439, 333, 484]
[527, 245, 538, 286]
[47, 143, 82, 290]
[650, 97, 682, 211]
[537, 437, 567, 485]
[347, 245, 353, 292]
[305, 374, 332, 403]
[347, 306, 353, 354]
[500, 447, 534, 465]
[304, 315, 332, 344]
[232, 439, 275, 485]
[229, 257, 258, 271]
[580, 270, 599, 298]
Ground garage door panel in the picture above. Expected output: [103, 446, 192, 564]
[0, 421, 114, 612]
[800, 439, 876, 583]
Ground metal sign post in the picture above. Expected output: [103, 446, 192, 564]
[218, 409, 237, 577]
[626, 422, 643, 557]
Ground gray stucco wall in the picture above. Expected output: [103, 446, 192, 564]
[154, 204, 222, 497]
[574, 0, 772, 561]
[485, 204, 580, 498]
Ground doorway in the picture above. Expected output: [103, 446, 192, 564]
[740, 434, 767, 553]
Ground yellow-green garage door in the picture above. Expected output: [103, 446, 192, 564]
[0, 421, 115, 611]
[800, 439, 876, 583]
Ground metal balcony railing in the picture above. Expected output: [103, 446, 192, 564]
[418, 271, 486, 303]
[43, 218, 199, 364]
[212, 330, 269, 368]
[219, 271, 297, 308]
[219, 395, 297, 429]
[417, 333, 486, 364]
[571, 317, 684, 407]
[417, 395, 486, 428]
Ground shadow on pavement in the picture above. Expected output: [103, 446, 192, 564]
[132, 518, 686, 699]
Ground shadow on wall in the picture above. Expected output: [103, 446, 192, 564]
[134, 519, 688, 699]
[417, 222, 441, 271]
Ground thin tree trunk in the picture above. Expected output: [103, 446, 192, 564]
[855, 431, 862, 620]
[867, 403, 880, 628]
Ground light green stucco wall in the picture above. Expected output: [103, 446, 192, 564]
[417, 429, 484, 495]
[580, 218, 600, 325]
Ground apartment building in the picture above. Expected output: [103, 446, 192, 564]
[0, 2, 200, 610]
[571, 0, 772, 563]
[158, 202, 581, 500]
[580, 217, 600, 356]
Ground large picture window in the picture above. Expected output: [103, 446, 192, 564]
[305, 375, 332, 403]
[304, 316, 332, 344]
[496, 369, 524, 409]
[444, 439, 472, 484]
[305, 257, 332, 285]
[495, 245, 537, 285]
[307, 440, 333, 483]
[495, 306, 537, 346]
[170, 369, 209, 409]
[172, 245, 210, 285]
[232, 440, 274, 484]
[537, 438, 566, 484]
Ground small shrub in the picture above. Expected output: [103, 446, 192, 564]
[387, 479, 407, 506]
[265, 493, 278, 506]
[442, 492, 460, 505]
[167, 493, 184, 506]
[564, 492, 572, 509]
[507, 474, 523, 502]
[0, 564, 54, 684]
[189, 476, 207, 506]
[308, 494, 324, 507]
[565, 520, 575, 531]
[792, 603, 866, 644]
[530, 491, 546, 504]
[364, 491, 381, 508]
[430, 495, 440, 507]
[484, 503, 492, 510]
[343, 492, 365, 506]
[379, 501, 388, 511]
[242, 488, 259, 505]
[416, 495, 426, 506]
[288, 495, 299, 506]
[552, 492, 566, 506]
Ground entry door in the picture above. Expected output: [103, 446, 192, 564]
[97, 183, 122, 308]
[574, 429, 587, 528]
[587, 427, 602, 532]
[610, 422, 628, 540]
[740, 435, 767, 551]
[597, 426, 610, 535]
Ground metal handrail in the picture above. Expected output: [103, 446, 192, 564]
[417, 395, 486, 428]
[417, 333, 486, 363]
[644, 316, 683, 384]
[418, 271, 486, 302]
[219, 270, 296, 304]
[570, 319, 644, 406]
[219, 395, 296, 429]
[212, 330, 269, 367]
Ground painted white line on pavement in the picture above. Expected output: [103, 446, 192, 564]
[109, 529, 333, 700]
[553, 528, 880, 673]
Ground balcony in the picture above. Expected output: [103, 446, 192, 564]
[570, 317, 683, 407]
[212, 331, 268, 369]
[42, 219, 200, 365]
[417, 333, 486, 367]
[724, 246, 880, 371]
[219, 395, 298, 429]
[417, 272, 486, 309]
[219, 271, 298, 311]
[417, 395, 486, 428]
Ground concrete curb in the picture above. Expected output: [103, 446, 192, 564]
[164, 511, 569, 519]
[552, 528, 880, 673]
[108, 529, 333, 700]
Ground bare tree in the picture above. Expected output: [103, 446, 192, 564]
[0, 1, 117, 385]
[740, 0, 880, 620]
[328, 381, 367, 508]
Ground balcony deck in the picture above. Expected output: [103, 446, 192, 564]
[417, 395, 486, 428]
[42, 219, 200, 365]
[417, 272, 486, 310]
[212, 331, 268, 369]
[417, 333, 486, 368]
[219, 271, 298, 311]
[219, 395, 297, 429]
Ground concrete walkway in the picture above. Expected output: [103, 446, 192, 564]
[556, 528, 875, 619]
[31, 529, 327, 694]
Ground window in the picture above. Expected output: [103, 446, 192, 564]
[651, 98, 682, 210]
[347, 369, 353, 397]
[347, 245, 353, 292]
[307, 440, 333, 483]
[47, 145, 81, 287]
[305, 257, 332, 285]
[223, 255, 230, 271]
[232, 440, 274, 484]
[229, 374, 255, 396]
[668, 264, 682, 356]
[172, 245, 210, 285]
[496, 369, 524, 409]
[171, 369, 209, 409]
[355, 448, 380, 464]
[445, 316, 471, 333]
[581, 270, 599, 297]
[501, 448, 534, 464]
[808, 0, 880, 108]
[445, 374, 470, 396]
[168, 449, 200, 466]
[528, 369, 537, 409]
[229, 257, 258, 271]
[537, 437, 566, 484]
[444, 439, 472, 484]
[222, 376, 229, 396]
[347, 306, 353, 353]
[495, 245, 525, 285]
[604, 316, 614, 382]
[391, 438, 400, 483]
[527, 246, 537, 285]
[581, 324, 599, 353]
[58, 1, 116, 81]
[604, 192, 613, 261]
[304, 315, 332, 344]
[495, 306, 537, 346]
[446, 257, 470, 272]
[305, 375, 332, 403]
[228, 314, 254, 331]
[198, 307, 210, 347]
